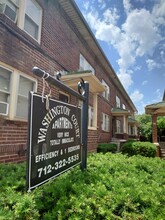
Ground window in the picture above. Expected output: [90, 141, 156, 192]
[129, 125, 135, 135]
[59, 92, 69, 103]
[0, 67, 11, 115]
[116, 120, 121, 133]
[101, 113, 110, 132]
[0, 66, 11, 103]
[88, 105, 94, 127]
[122, 103, 126, 109]
[0, 0, 42, 42]
[0, 0, 19, 22]
[0, 64, 37, 120]
[116, 96, 120, 108]
[16, 76, 35, 118]
[24, 0, 42, 41]
[79, 100, 97, 130]
[102, 79, 110, 100]
[79, 54, 95, 74]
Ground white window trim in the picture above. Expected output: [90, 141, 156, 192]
[0, 62, 37, 121]
[79, 54, 95, 75]
[101, 112, 110, 132]
[122, 103, 126, 109]
[88, 94, 97, 130]
[88, 105, 93, 127]
[116, 96, 120, 108]
[116, 119, 121, 133]
[79, 93, 98, 130]
[3, 0, 42, 43]
[102, 79, 110, 101]
[59, 91, 70, 103]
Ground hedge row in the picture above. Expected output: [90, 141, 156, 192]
[97, 143, 117, 153]
[122, 141, 156, 157]
[0, 153, 165, 219]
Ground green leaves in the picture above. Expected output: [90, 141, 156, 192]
[97, 143, 117, 153]
[122, 141, 156, 157]
[0, 154, 165, 219]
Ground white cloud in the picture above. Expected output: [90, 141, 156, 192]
[146, 59, 160, 71]
[152, 0, 165, 19]
[117, 70, 133, 90]
[136, 0, 145, 2]
[83, 1, 90, 10]
[115, 36, 136, 70]
[134, 65, 141, 71]
[81, 0, 164, 92]
[130, 90, 144, 103]
[123, 0, 132, 14]
[122, 8, 162, 57]
[103, 8, 119, 25]
[142, 80, 148, 85]
[153, 89, 162, 102]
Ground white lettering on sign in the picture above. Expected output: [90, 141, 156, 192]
[35, 150, 59, 163]
[71, 114, 80, 138]
[37, 154, 80, 178]
[37, 106, 71, 144]
[52, 117, 73, 129]
[50, 139, 61, 146]
[37, 106, 80, 144]
[62, 137, 74, 144]
[57, 132, 63, 138]
[68, 145, 80, 153]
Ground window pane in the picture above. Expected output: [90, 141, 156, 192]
[16, 76, 35, 119]
[102, 79, 109, 100]
[0, 67, 11, 92]
[24, 14, 39, 39]
[79, 54, 95, 74]
[18, 76, 34, 97]
[11, 0, 19, 6]
[59, 93, 69, 103]
[116, 96, 120, 108]
[25, 0, 41, 24]
[88, 106, 94, 127]
[16, 96, 28, 118]
[0, 92, 9, 102]
[6, 0, 17, 10]
[24, 0, 42, 40]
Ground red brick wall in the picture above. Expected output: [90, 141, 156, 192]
[0, 0, 135, 162]
[88, 130, 98, 152]
[0, 119, 27, 163]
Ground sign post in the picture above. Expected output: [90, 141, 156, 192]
[27, 67, 89, 191]
[79, 81, 89, 170]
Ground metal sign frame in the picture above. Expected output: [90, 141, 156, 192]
[26, 67, 89, 191]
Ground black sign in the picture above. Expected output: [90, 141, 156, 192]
[27, 93, 82, 191]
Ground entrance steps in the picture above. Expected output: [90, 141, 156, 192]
[159, 142, 165, 159]
[110, 138, 127, 152]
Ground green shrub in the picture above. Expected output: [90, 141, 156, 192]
[97, 143, 117, 153]
[0, 153, 165, 219]
[122, 141, 156, 157]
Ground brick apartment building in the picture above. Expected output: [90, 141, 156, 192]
[0, 0, 138, 163]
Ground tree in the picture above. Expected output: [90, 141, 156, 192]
[136, 114, 165, 142]
[136, 114, 152, 141]
[157, 116, 165, 139]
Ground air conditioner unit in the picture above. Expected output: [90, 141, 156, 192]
[0, 101, 9, 116]
[0, 3, 17, 22]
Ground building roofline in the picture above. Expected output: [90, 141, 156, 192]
[58, 0, 137, 112]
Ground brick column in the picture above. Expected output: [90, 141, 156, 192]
[152, 113, 160, 157]
[123, 115, 128, 140]
[152, 113, 157, 143]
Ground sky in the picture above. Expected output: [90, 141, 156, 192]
[74, 0, 165, 114]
